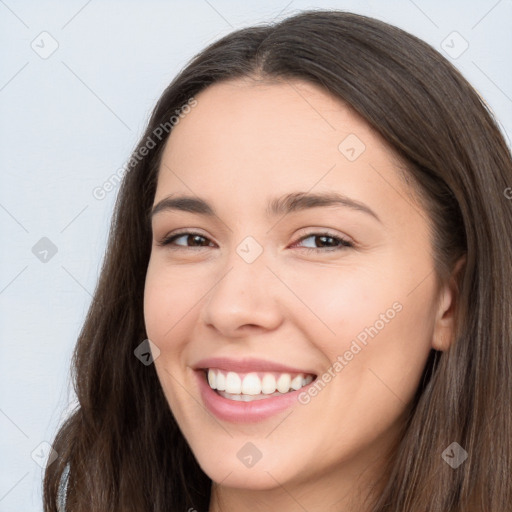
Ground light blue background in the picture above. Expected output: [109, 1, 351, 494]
[1, 0, 511, 510]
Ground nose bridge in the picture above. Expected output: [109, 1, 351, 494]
[200, 234, 283, 334]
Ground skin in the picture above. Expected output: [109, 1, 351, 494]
[143, 77, 458, 511]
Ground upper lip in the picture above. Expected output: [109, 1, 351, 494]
[193, 357, 317, 376]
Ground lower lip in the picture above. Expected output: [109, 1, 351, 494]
[194, 370, 313, 423]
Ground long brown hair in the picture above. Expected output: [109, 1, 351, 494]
[43, 10, 512, 511]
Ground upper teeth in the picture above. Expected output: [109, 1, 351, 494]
[207, 369, 314, 395]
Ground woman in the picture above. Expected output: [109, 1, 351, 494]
[44, 9, 512, 511]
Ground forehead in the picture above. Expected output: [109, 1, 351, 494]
[155, 78, 423, 232]
[166, 77, 380, 155]
[160, 78, 400, 180]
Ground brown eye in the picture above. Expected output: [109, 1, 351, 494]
[292, 233, 353, 252]
[158, 232, 215, 248]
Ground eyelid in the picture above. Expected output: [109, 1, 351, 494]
[291, 231, 354, 252]
[293, 227, 354, 244]
[157, 228, 354, 252]
[157, 229, 215, 248]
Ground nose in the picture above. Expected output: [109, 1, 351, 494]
[199, 247, 284, 337]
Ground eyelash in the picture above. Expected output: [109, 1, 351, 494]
[157, 230, 354, 253]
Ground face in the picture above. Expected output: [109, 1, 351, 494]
[143, 78, 452, 504]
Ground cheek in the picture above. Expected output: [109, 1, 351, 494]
[143, 263, 201, 421]
[293, 260, 436, 403]
[143, 260, 201, 344]
[327, 287, 435, 415]
[277, 262, 387, 345]
[378, 290, 436, 383]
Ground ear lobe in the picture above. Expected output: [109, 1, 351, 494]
[431, 256, 466, 351]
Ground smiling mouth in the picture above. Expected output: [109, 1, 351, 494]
[203, 368, 316, 402]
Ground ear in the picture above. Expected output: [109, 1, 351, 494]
[431, 256, 466, 351]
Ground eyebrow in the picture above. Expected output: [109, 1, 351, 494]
[150, 191, 381, 223]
